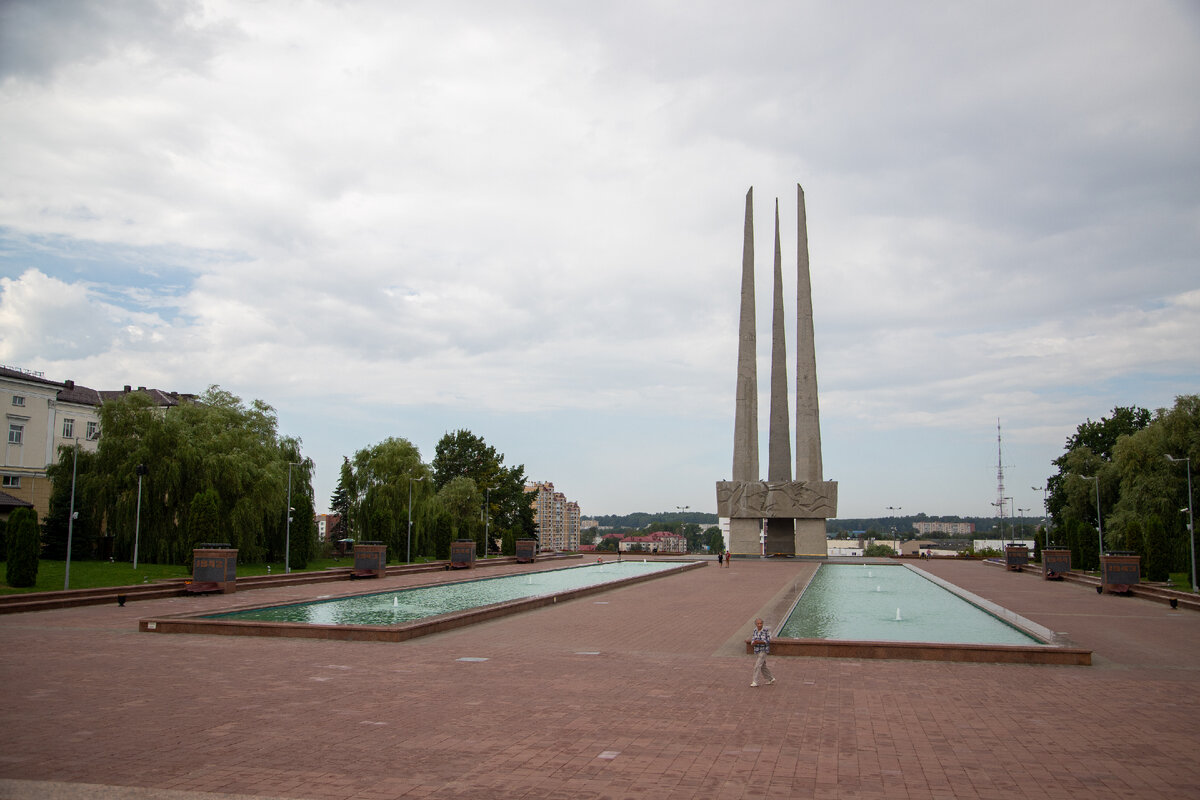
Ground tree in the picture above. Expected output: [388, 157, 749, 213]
[342, 437, 429, 562]
[187, 488, 221, 550]
[432, 430, 534, 541]
[83, 387, 313, 566]
[437, 476, 481, 553]
[864, 542, 895, 557]
[703, 525, 725, 554]
[328, 457, 352, 542]
[5, 507, 40, 587]
[43, 444, 99, 560]
[1143, 515, 1171, 582]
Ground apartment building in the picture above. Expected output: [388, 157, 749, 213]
[1, 365, 190, 519]
[523, 480, 581, 552]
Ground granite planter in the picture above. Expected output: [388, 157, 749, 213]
[352, 542, 387, 578]
[450, 539, 476, 569]
[1042, 548, 1071, 580]
[191, 545, 237, 593]
[1100, 552, 1141, 594]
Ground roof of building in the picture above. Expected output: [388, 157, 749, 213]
[0, 490, 34, 509]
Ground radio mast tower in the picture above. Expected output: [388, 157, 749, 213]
[993, 419, 1009, 542]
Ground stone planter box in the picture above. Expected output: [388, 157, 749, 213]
[1100, 553, 1141, 594]
[1042, 548, 1071, 580]
[515, 539, 537, 563]
[352, 542, 387, 578]
[190, 545, 237, 593]
[450, 539, 476, 569]
[1005, 545, 1029, 572]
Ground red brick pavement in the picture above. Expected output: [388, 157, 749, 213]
[1, 558, 1199, 799]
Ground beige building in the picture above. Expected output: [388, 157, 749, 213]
[913, 520, 976, 536]
[524, 481, 581, 552]
[1, 366, 190, 520]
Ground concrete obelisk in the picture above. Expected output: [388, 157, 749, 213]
[792, 183, 834, 555]
[717, 184, 837, 558]
[728, 188, 762, 553]
[764, 199, 795, 553]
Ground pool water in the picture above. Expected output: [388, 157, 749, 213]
[206, 560, 686, 626]
[778, 564, 1041, 645]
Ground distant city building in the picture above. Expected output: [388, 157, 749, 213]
[913, 520, 976, 536]
[619, 531, 686, 554]
[580, 519, 599, 529]
[315, 513, 342, 543]
[524, 481, 581, 552]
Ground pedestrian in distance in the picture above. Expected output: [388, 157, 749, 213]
[750, 618, 775, 687]
[717, 552, 723, 566]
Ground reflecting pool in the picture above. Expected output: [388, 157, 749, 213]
[206, 560, 687, 626]
[778, 563, 1041, 645]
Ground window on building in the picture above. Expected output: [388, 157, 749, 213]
[86, 421, 99, 440]
[1, 476, 19, 488]
[62, 418, 75, 438]
[11, 395, 25, 407]
[8, 423, 23, 445]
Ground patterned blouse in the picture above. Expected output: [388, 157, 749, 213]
[751, 625, 771, 654]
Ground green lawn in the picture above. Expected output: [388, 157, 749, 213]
[0, 555, 415, 595]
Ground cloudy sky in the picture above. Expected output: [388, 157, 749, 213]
[2, 1, 1197, 520]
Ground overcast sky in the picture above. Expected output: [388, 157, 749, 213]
[2, 1, 1197, 520]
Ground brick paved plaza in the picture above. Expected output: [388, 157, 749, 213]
[2, 558, 1199, 799]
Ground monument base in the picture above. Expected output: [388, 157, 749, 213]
[794, 518, 826, 557]
[728, 517, 761, 558]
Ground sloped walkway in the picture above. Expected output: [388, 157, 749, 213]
[1, 557, 1198, 799]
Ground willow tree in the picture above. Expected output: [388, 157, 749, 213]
[87, 386, 312, 565]
[342, 437, 431, 562]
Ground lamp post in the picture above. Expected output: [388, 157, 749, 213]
[483, 485, 498, 559]
[1018, 507, 1030, 548]
[886, 506, 901, 554]
[407, 475, 425, 564]
[676, 505, 689, 551]
[1032, 485, 1050, 546]
[64, 438, 80, 590]
[1166, 455, 1195, 593]
[1080, 475, 1103, 561]
[133, 463, 147, 570]
[285, 461, 300, 574]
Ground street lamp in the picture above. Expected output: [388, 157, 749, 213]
[483, 485, 498, 558]
[886, 506, 902, 554]
[1079, 475, 1103, 561]
[1166, 455, 1195, 593]
[1032, 485, 1050, 546]
[64, 438, 80, 590]
[285, 461, 300, 574]
[407, 475, 425, 564]
[676, 505, 689, 550]
[1018, 508, 1030, 546]
[133, 463, 148, 570]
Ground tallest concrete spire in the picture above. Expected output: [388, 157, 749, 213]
[794, 183, 824, 483]
[732, 187, 758, 483]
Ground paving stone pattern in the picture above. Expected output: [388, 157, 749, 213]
[1, 558, 1199, 799]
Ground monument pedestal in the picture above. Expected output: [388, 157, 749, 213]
[727, 518, 761, 558]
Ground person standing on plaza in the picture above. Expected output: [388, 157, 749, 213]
[750, 618, 775, 687]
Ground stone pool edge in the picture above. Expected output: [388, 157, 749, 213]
[139, 560, 706, 642]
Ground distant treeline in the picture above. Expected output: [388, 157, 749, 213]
[592, 511, 719, 530]
[827, 515, 1039, 536]
[591, 511, 1034, 536]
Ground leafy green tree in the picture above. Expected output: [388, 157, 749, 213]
[432, 430, 533, 541]
[329, 457, 352, 542]
[43, 444, 99, 560]
[1143, 515, 1171, 582]
[437, 476, 481, 553]
[187, 488, 221, 549]
[85, 387, 311, 566]
[342, 437, 430, 561]
[703, 525, 725, 554]
[5, 507, 40, 587]
[597, 536, 619, 552]
[864, 542, 895, 557]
